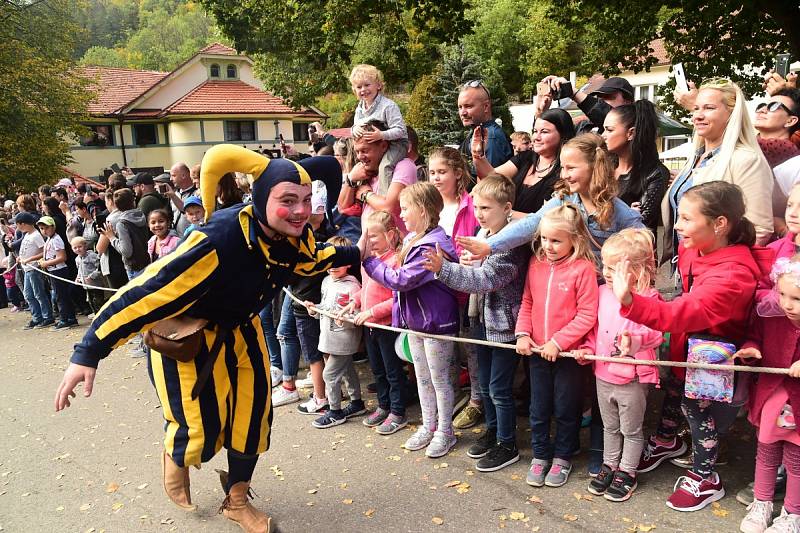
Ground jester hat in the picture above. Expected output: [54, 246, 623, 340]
[199, 144, 342, 226]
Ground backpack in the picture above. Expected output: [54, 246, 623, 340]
[118, 219, 152, 272]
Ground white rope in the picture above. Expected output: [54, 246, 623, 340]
[283, 288, 792, 376]
[28, 264, 120, 292]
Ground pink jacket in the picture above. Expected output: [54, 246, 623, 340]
[515, 256, 598, 351]
[757, 233, 798, 300]
[147, 233, 181, 260]
[359, 248, 397, 326]
[451, 192, 479, 256]
[587, 285, 663, 385]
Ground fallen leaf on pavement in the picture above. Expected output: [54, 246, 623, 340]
[432, 517, 444, 525]
[528, 495, 543, 504]
[445, 480, 461, 488]
[364, 509, 375, 518]
[509, 512, 526, 520]
[563, 514, 578, 522]
[106, 482, 119, 493]
[307, 489, 317, 494]
[342, 499, 353, 505]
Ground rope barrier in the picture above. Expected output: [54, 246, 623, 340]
[283, 288, 792, 376]
[28, 264, 120, 293]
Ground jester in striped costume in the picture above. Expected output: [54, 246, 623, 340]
[55, 145, 359, 532]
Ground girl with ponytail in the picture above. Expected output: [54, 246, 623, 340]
[613, 181, 770, 512]
[602, 100, 669, 232]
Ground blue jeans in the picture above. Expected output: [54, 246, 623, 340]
[529, 355, 583, 461]
[364, 327, 408, 416]
[49, 267, 76, 323]
[259, 300, 281, 368]
[477, 342, 519, 444]
[6, 285, 23, 307]
[23, 269, 51, 322]
[276, 296, 323, 379]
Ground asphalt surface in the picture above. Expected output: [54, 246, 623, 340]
[0, 308, 760, 532]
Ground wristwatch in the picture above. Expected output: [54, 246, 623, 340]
[345, 174, 358, 189]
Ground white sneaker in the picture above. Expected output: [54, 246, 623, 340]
[269, 366, 283, 386]
[272, 386, 300, 407]
[766, 507, 800, 533]
[425, 430, 457, 458]
[297, 395, 329, 415]
[403, 427, 434, 451]
[295, 375, 314, 389]
[741, 500, 773, 533]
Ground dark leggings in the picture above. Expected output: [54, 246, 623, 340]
[227, 450, 258, 492]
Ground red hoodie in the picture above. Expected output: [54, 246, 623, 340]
[621, 243, 768, 379]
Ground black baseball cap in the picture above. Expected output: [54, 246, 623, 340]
[135, 172, 154, 185]
[154, 172, 171, 183]
[13, 212, 37, 225]
[589, 77, 635, 100]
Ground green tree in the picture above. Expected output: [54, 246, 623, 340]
[200, 0, 471, 108]
[72, 0, 140, 58]
[0, 0, 94, 194]
[79, 46, 127, 68]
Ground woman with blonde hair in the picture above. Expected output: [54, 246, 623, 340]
[663, 78, 773, 260]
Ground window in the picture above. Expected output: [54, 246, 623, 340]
[210, 63, 220, 78]
[79, 124, 115, 146]
[132, 124, 158, 146]
[664, 136, 690, 151]
[293, 123, 310, 142]
[225, 120, 256, 142]
[226, 64, 237, 78]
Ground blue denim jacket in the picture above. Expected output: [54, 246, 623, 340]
[487, 193, 644, 260]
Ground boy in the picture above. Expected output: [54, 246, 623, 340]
[510, 131, 532, 155]
[37, 216, 77, 329]
[71, 236, 106, 316]
[305, 235, 365, 428]
[349, 64, 408, 194]
[182, 196, 205, 238]
[15, 212, 53, 329]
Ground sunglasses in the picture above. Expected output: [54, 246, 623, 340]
[462, 79, 491, 100]
[756, 101, 797, 116]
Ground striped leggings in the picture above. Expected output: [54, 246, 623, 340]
[147, 317, 273, 468]
[754, 440, 800, 514]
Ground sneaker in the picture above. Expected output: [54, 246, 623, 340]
[588, 450, 603, 477]
[738, 470, 787, 506]
[545, 458, 573, 487]
[605, 470, 638, 502]
[740, 500, 773, 533]
[376, 414, 408, 435]
[295, 375, 314, 389]
[129, 347, 148, 358]
[737, 482, 756, 506]
[367, 382, 378, 394]
[404, 427, 435, 451]
[476, 442, 519, 472]
[52, 320, 75, 330]
[766, 507, 800, 533]
[588, 464, 615, 495]
[638, 436, 688, 473]
[453, 405, 483, 429]
[87, 313, 95, 320]
[269, 366, 283, 386]
[35, 319, 55, 329]
[272, 386, 300, 407]
[363, 408, 389, 427]
[467, 430, 496, 459]
[10, 305, 20, 313]
[425, 430, 457, 458]
[452, 391, 469, 416]
[341, 400, 366, 419]
[353, 352, 369, 364]
[297, 395, 329, 415]
[526, 458, 550, 487]
[312, 409, 346, 429]
[23, 320, 41, 330]
[666, 471, 725, 512]
[671, 440, 729, 468]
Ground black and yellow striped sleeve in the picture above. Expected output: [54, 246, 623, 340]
[292, 228, 360, 277]
[71, 231, 221, 368]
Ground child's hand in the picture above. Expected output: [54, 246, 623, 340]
[337, 300, 356, 319]
[455, 236, 490, 261]
[540, 340, 560, 362]
[571, 348, 592, 363]
[422, 243, 444, 273]
[789, 360, 800, 378]
[303, 300, 318, 317]
[361, 129, 384, 143]
[733, 347, 762, 361]
[618, 331, 632, 356]
[101, 222, 116, 240]
[353, 310, 372, 326]
[611, 256, 634, 306]
[515, 335, 536, 356]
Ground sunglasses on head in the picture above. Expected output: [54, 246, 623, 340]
[462, 79, 491, 99]
[756, 101, 797, 116]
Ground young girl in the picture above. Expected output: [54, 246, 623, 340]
[147, 209, 180, 262]
[736, 255, 800, 533]
[516, 205, 599, 488]
[348, 211, 410, 435]
[363, 182, 460, 458]
[37, 216, 77, 329]
[615, 181, 769, 512]
[576, 229, 663, 502]
[428, 146, 483, 429]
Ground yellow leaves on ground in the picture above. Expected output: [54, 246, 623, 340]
[711, 502, 729, 517]
[105, 482, 119, 493]
[432, 517, 444, 525]
[563, 514, 578, 521]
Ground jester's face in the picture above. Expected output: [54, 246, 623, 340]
[264, 181, 312, 238]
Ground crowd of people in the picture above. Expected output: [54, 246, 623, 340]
[4, 63, 799, 532]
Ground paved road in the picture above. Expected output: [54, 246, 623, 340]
[0, 309, 758, 532]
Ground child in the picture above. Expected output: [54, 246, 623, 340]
[575, 229, 663, 502]
[616, 181, 769, 512]
[1, 256, 24, 312]
[349, 210, 410, 435]
[182, 197, 205, 238]
[305, 236, 365, 429]
[37, 216, 77, 329]
[363, 182, 460, 458]
[147, 209, 180, 262]
[515, 205, 599, 488]
[764, 183, 800, 286]
[71, 236, 106, 316]
[736, 255, 800, 533]
[510, 131, 532, 155]
[423, 175, 530, 471]
[15, 212, 52, 329]
[428, 146, 482, 430]
[350, 64, 408, 195]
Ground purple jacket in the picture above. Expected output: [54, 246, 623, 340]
[363, 226, 459, 334]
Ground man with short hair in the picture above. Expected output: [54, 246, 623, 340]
[134, 173, 170, 219]
[168, 162, 197, 235]
[540, 75, 635, 134]
[457, 81, 512, 169]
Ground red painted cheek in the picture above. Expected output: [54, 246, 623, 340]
[275, 207, 290, 218]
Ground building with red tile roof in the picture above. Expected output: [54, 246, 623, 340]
[70, 44, 326, 179]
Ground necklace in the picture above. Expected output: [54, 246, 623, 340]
[535, 159, 555, 174]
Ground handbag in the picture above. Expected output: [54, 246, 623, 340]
[684, 334, 736, 403]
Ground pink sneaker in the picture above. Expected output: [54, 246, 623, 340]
[10, 305, 19, 313]
[666, 471, 725, 512]
[638, 436, 687, 473]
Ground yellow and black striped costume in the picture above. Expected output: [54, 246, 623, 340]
[70, 146, 357, 467]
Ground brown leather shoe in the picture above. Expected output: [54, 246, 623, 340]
[220, 481, 274, 533]
[161, 450, 196, 511]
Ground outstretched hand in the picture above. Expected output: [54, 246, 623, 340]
[733, 347, 762, 361]
[611, 257, 634, 307]
[455, 236, 490, 261]
[55, 363, 96, 411]
[358, 232, 373, 261]
[422, 243, 444, 273]
[471, 126, 485, 158]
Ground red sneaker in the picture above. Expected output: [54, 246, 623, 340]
[666, 471, 725, 512]
[637, 436, 687, 473]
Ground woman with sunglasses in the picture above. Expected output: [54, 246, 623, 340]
[754, 90, 800, 168]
